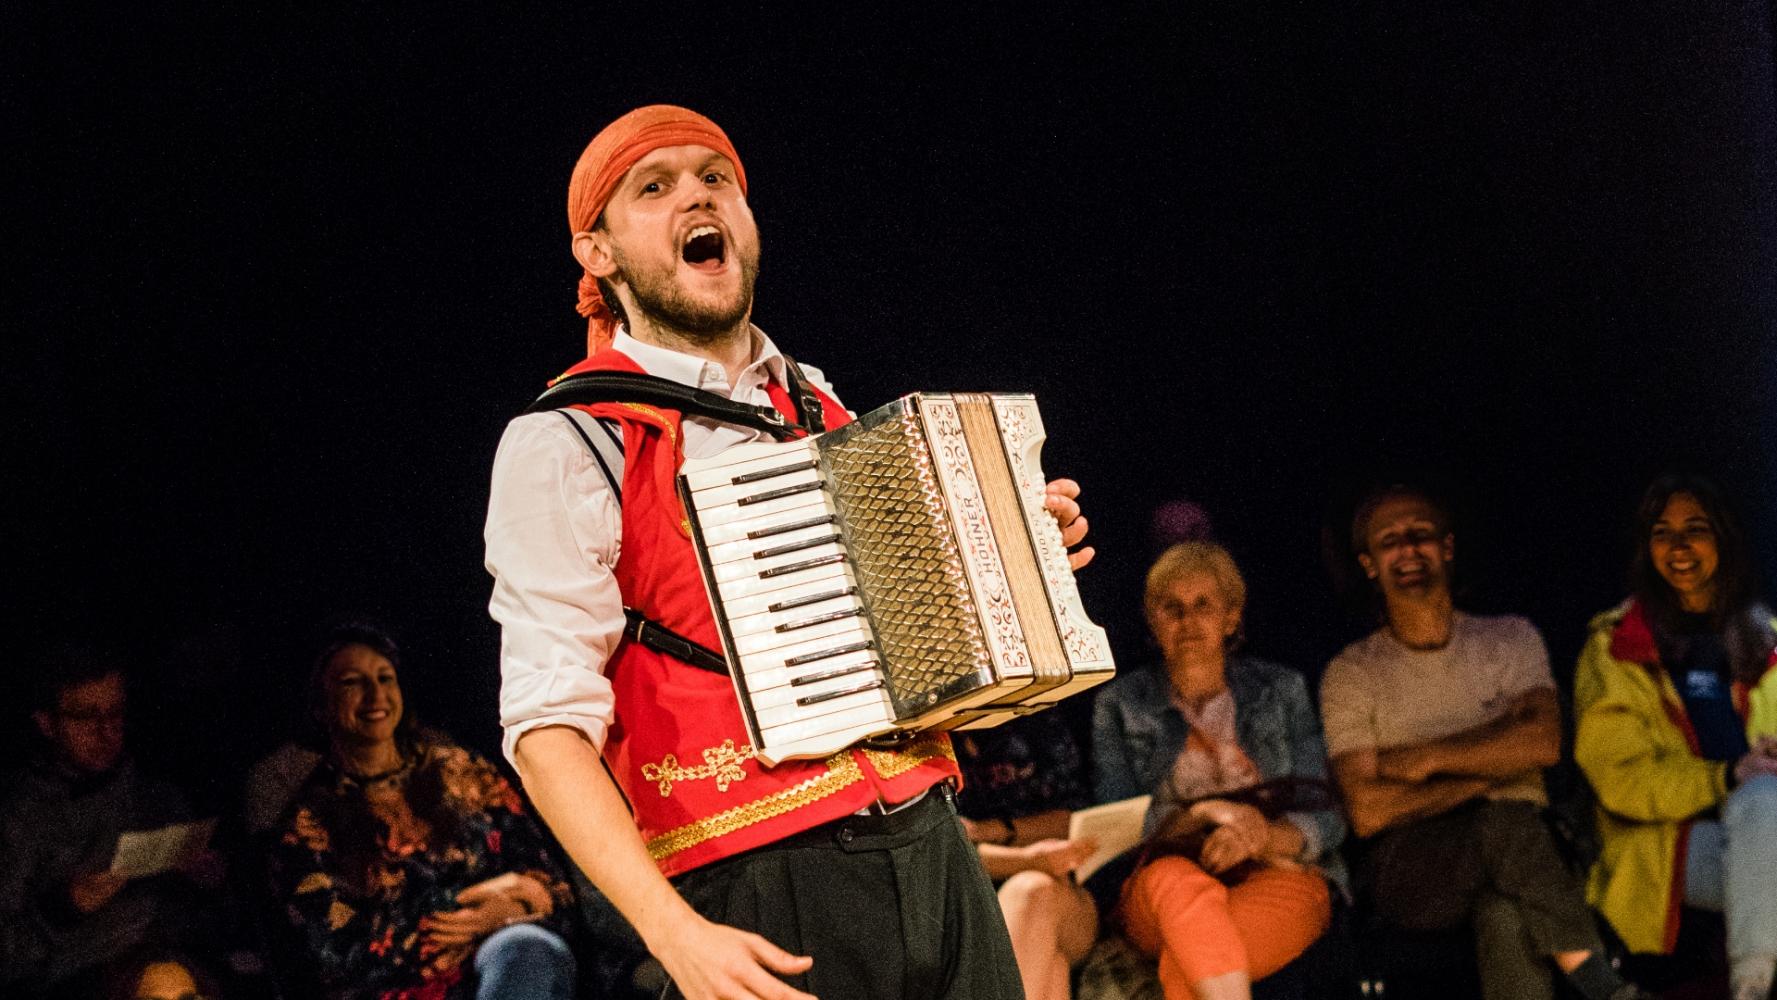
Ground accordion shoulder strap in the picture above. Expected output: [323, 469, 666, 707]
[780, 354, 827, 434]
[528, 361, 834, 679]
[525, 370, 806, 441]
[622, 608, 730, 676]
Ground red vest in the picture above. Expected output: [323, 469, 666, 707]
[555, 349, 960, 877]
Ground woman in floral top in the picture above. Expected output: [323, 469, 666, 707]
[267, 625, 576, 1000]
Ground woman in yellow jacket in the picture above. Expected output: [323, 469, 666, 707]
[1575, 476, 1777, 1000]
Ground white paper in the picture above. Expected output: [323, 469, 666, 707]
[1067, 795, 1151, 882]
[109, 818, 216, 879]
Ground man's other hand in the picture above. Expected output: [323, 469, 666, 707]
[1045, 478, 1095, 570]
[655, 914, 818, 1000]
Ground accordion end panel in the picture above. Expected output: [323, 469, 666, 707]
[988, 395, 1116, 705]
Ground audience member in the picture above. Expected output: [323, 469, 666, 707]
[1094, 542, 1344, 1000]
[265, 625, 577, 999]
[954, 711, 1099, 1000]
[104, 948, 222, 1000]
[1574, 475, 1777, 1000]
[0, 646, 220, 998]
[243, 741, 322, 836]
[1320, 485, 1645, 1000]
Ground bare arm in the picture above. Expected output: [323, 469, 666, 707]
[513, 727, 816, 1000]
[1375, 687, 1561, 784]
[1331, 748, 1498, 838]
[966, 809, 1084, 880]
[962, 809, 1072, 849]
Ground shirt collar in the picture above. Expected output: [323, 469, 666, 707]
[611, 325, 788, 394]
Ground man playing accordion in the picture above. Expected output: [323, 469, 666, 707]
[484, 105, 1094, 1000]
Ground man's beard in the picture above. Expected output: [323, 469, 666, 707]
[613, 244, 760, 344]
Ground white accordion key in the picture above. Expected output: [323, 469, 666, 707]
[723, 590, 864, 640]
[702, 518, 843, 568]
[695, 496, 834, 546]
[681, 440, 819, 492]
[742, 647, 880, 696]
[712, 562, 853, 607]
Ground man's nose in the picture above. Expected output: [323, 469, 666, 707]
[676, 174, 714, 210]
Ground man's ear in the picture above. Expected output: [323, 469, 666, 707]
[572, 230, 618, 280]
[1442, 534, 1455, 563]
[1356, 552, 1378, 580]
[33, 710, 52, 742]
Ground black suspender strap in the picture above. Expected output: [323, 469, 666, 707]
[622, 608, 731, 676]
[554, 410, 625, 501]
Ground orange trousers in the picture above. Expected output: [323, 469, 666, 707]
[1119, 857, 1330, 996]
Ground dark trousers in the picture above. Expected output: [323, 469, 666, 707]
[1362, 799, 1601, 1000]
[668, 785, 1025, 1000]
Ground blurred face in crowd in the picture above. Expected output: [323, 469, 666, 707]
[320, 643, 403, 748]
[1649, 492, 1719, 613]
[1357, 494, 1454, 600]
[35, 671, 127, 775]
[133, 961, 201, 1000]
[582, 144, 761, 339]
[1148, 570, 1242, 667]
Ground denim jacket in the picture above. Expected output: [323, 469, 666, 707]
[1091, 656, 1348, 890]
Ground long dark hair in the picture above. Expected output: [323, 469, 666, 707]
[304, 623, 470, 897]
[1630, 475, 1774, 682]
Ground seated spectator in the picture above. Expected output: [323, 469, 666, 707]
[243, 741, 322, 836]
[954, 710, 1099, 1000]
[1321, 485, 1646, 1000]
[266, 624, 577, 1000]
[0, 646, 220, 998]
[1093, 542, 1344, 1000]
[1574, 476, 1777, 1000]
[104, 949, 222, 1000]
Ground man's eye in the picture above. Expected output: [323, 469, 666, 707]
[641, 181, 662, 194]
[703, 172, 722, 184]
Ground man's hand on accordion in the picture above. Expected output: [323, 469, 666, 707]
[1045, 478, 1095, 570]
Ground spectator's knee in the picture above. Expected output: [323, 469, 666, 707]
[1725, 772, 1777, 829]
[475, 922, 574, 974]
[998, 869, 1068, 921]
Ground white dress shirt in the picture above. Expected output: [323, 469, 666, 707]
[484, 328, 841, 767]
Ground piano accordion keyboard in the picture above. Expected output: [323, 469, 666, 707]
[682, 440, 896, 757]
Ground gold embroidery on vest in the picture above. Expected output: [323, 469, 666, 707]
[858, 734, 956, 780]
[619, 402, 676, 444]
[641, 740, 759, 797]
[645, 753, 865, 861]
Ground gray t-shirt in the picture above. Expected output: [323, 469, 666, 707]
[1320, 611, 1553, 804]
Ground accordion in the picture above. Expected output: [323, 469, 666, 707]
[678, 392, 1116, 765]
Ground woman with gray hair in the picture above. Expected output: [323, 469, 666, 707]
[1092, 543, 1345, 1000]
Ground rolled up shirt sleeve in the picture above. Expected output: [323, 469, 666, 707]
[485, 413, 625, 768]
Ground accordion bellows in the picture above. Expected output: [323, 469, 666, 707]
[679, 393, 1116, 765]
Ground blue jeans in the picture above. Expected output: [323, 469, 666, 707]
[474, 922, 576, 1000]
[1685, 773, 1777, 991]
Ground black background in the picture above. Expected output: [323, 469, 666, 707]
[9, 4, 1776, 800]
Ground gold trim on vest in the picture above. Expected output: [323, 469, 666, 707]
[645, 752, 864, 861]
[857, 734, 957, 780]
[641, 739, 759, 796]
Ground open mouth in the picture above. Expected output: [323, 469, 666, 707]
[682, 225, 727, 270]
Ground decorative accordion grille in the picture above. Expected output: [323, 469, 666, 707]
[823, 410, 994, 718]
